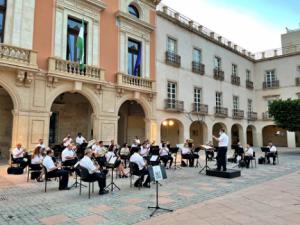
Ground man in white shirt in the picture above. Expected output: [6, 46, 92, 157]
[36, 139, 46, 152]
[266, 142, 277, 165]
[61, 144, 78, 167]
[244, 144, 254, 168]
[213, 128, 229, 171]
[43, 149, 69, 190]
[93, 141, 107, 167]
[140, 142, 150, 158]
[80, 149, 109, 195]
[63, 134, 73, 147]
[75, 132, 86, 145]
[160, 143, 173, 168]
[12, 143, 29, 169]
[130, 147, 150, 188]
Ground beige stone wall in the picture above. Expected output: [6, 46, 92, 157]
[262, 125, 287, 147]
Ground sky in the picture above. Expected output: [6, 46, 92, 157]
[161, 0, 300, 53]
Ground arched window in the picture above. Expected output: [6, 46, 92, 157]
[128, 4, 139, 18]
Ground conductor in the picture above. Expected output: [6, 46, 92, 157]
[213, 128, 229, 171]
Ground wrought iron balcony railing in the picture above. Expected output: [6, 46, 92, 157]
[263, 80, 279, 89]
[192, 103, 208, 115]
[192, 61, 205, 75]
[214, 106, 228, 117]
[232, 109, 244, 119]
[165, 51, 181, 67]
[262, 111, 273, 120]
[246, 80, 254, 89]
[213, 69, 224, 81]
[296, 77, 300, 86]
[247, 111, 258, 121]
[164, 99, 184, 112]
[231, 75, 240, 86]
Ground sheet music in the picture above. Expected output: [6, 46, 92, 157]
[108, 156, 117, 164]
[200, 145, 213, 150]
[176, 144, 184, 149]
[150, 155, 158, 161]
[152, 165, 163, 181]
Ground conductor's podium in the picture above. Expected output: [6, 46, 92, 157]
[206, 169, 241, 179]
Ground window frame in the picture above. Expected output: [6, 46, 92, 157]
[246, 69, 251, 81]
[233, 95, 239, 110]
[232, 64, 238, 76]
[0, 0, 6, 43]
[127, 38, 142, 76]
[265, 69, 276, 87]
[247, 99, 253, 112]
[167, 36, 177, 54]
[167, 81, 177, 108]
[214, 56, 222, 70]
[216, 92, 222, 108]
[193, 48, 202, 63]
[128, 4, 140, 18]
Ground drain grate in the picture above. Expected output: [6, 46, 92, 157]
[0, 196, 8, 201]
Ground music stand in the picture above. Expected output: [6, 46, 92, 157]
[148, 165, 173, 217]
[199, 145, 212, 174]
[69, 161, 87, 189]
[105, 156, 120, 192]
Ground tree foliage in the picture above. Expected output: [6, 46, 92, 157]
[268, 99, 300, 132]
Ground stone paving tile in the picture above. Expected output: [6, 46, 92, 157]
[75, 215, 105, 225]
[39, 214, 70, 225]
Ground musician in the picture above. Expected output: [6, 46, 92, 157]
[140, 142, 150, 159]
[63, 134, 73, 147]
[43, 149, 70, 190]
[12, 143, 29, 169]
[213, 128, 229, 171]
[105, 145, 127, 178]
[61, 144, 78, 167]
[244, 144, 254, 168]
[205, 141, 215, 161]
[120, 143, 130, 157]
[109, 139, 118, 149]
[75, 132, 86, 145]
[134, 136, 141, 145]
[181, 142, 198, 167]
[30, 146, 44, 181]
[80, 149, 109, 195]
[130, 147, 151, 188]
[159, 143, 173, 168]
[266, 142, 277, 165]
[36, 139, 46, 153]
[93, 141, 107, 167]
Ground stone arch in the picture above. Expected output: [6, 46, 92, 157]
[189, 121, 208, 146]
[246, 125, 257, 146]
[160, 118, 184, 146]
[212, 122, 227, 146]
[231, 123, 244, 145]
[262, 125, 287, 147]
[128, 1, 144, 19]
[0, 79, 20, 110]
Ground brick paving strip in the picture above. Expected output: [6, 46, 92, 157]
[0, 149, 300, 225]
[135, 171, 300, 225]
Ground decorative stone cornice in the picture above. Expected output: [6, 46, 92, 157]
[116, 11, 155, 32]
[140, 0, 161, 8]
[57, 0, 106, 11]
[15, 70, 34, 88]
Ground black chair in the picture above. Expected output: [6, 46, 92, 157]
[79, 166, 95, 199]
[193, 147, 201, 167]
[120, 155, 130, 168]
[10, 154, 20, 167]
[250, 152, 257, 168]
[169, 147, 179, 169]
[27, 164, 42, 182]
[43, 166, 49, 192]
[129, 162, 142, 190]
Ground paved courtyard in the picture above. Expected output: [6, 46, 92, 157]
[0, 148, 300, 225]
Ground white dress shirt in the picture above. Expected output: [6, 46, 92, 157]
[80, 156, 96, 174]
[269, 145, 277, 152]
[36, 144, 46, 149]
[42, 155, 56, 172]
[160, 147, 169, 157]
[31, 155, 43, 164]
[61, 148, 76, 162]
[130, 152, 145, 170]
[76, 136, 86, 145]
[105, 151, 116, 162]
[181, 147, 191, 155]
[245, 147, 254, 157]
[120, 147, 130, 156]
[140, 146, 149, 157]
[13, 148, 25, 158]
[218, 133, 229, 147]
[63, 137, 72, 147]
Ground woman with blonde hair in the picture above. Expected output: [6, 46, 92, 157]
[30, 146, 44, 182]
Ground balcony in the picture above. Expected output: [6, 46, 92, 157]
[232, 109, 244, 119]
[0, 44, 37, 69]
[164, 99, 184, 112]
[247, 111, 258, 121]
[231, 75, 240, 86]
[246, 80, 254, 89]
[214, 107, 228, 118]
[263, 80, 279, 89]
[48, 57, 105, 83]
[192, 103, 208, 115]
[192, 62, 205, 75]
[213, 69, 224, 81]
[165, 51, 181, 67]
[117, 73, 155, 93]
[296, 77, 300, 86]
[262, 111, 273, 120]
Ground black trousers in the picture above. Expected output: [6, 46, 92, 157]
[62, 159, 78, 167]
[48, 169, 69, 189]
[182, 153, 199, 167]
[244, 156, 253, 168]
[135, 168, 150, 186]
[96, 156, 106, 167]
[14, 157, 29, 169]
[266, 152, 276, 164]
[84, 173, 106, 192]
[217, 147, 227, 171]
[160, 155, 173, 167]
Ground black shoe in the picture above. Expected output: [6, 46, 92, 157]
[36, 178, 44, 182]
[143, 183, 151, 188]
[59, 187, 70, 190]
[122, 175, 128, 178]
[99, 190, 109, 195]
[119, 175, 122, 178]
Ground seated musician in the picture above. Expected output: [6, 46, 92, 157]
[244, 144, 254, 168]
[63, 134, 73, 147]
[75, 132, 87, 157]
[36, 139, 46, 153]
[205, 141, 215, 161]
[105, 145, 127, 178]
[130, 147, 151, 188]
[140, 142, 150, 160]
[120, 143, 130, 157]
[12, 143, 29, 169]
[159, 143, 173, 168]
[75, 132, 86, 146]
[266, 142, 277, 165]
[43, 149, 70, 190]
[93, 141, 107, 167]
[61, 144, 78, 167]
[80, 149, 109, 195]
[181, 141, 198, 167]
[30, 146, 44, 181]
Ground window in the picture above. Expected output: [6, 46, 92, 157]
[128, 39, 141, 76]
[232, 64, 237, 76]
[214, 56, 222, 70]
[194, 88, 202, 110]
[297, 66, 300, 76]
[66, 17, 87, 63]
[246, 70, 251, 81]
[128, 4, 139, 18]
[0, 0, 6, 43]
[167, 82, 177, 108]
[216, 92, 222, 108]
[233, 96, 239, 110]
[265, 70, 276, 86]
[193, 48, 201, 63]
[167, 37, 177, 54]
[248, 99, 252, 112]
